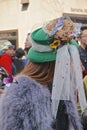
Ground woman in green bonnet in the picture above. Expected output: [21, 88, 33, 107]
[21, 16, 85, 130]
[0, 16, 86, 130]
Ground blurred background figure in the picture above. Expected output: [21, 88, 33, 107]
[13, 48, 25, 74]
[0, 40, 15, 76]
[23, 33, 32, 66]
[0, 40, 14, 89]
[24, 33, 32, 52]
[1, 40, 15, 57]
[78, 26, 87, 78]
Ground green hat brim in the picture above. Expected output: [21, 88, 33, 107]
[28, 48, 56, 63]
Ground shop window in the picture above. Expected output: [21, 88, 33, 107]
[0, 29, 18, 48]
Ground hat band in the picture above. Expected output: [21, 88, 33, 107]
[29, 35, 53, 52]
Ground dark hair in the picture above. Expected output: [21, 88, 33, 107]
[79, 26, 87, 37]
[15, 48, 25, 58]
[81, 26, 87, 31]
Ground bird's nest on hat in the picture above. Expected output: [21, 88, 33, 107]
[44, 16, 75, 46]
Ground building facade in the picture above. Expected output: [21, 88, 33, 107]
[0, 0, 87, 48]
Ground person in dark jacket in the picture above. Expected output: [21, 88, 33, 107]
[13, 48, 25, 74]
[78, 26, 87, 78]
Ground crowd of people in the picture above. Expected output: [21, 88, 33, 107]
[0, 16, 87, 130]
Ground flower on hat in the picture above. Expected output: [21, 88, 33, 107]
[50, 40, 61, 49]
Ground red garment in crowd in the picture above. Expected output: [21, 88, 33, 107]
[0, 54, 12, 75]
[83, 70, 87, 78]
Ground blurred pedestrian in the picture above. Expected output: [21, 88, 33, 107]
[78, 26, 87, 78]
[0, 40, 16, 75]
[23, 33, 32, 66]
[13, 48, 25, 74]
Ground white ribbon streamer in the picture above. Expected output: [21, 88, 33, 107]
[51, 44, 87, 119]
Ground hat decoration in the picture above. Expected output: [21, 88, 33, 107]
[28, 16, 80, 62]
[50, 40, 61, 49]
[43, 16, 75, 42]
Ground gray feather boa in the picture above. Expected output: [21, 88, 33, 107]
[0, 75, 54, 130]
